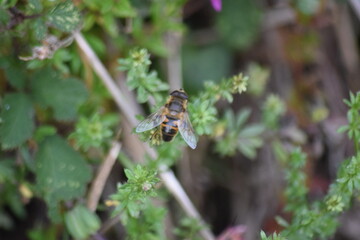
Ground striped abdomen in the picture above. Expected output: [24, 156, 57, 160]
[161, 116, 179, 142]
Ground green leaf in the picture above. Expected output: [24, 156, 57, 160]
[215, 0, 263, 50]
[35, 135, 91, 215]
[4, 62, 27, 90]
[0, 8, 10, 25]
[30, 67, 88, 121]
[28, 0, 43, 13]
[275, 216, 289, 227]
[124, 168, 134, 180]
[337, 125, 349, 133]
[260, 230, 267, 240]
[47, 0, 81, 32]
[0, 158, 15, 183]
[32, 18, 47, 41]
[65, 205, 100, 239]
[112, 0, 136, 17]
[34, 126, 57, 142]
[0, 93, 34, 149]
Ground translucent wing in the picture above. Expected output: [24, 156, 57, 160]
[136, 107, 166, 133]
[179, 112, 197, 149]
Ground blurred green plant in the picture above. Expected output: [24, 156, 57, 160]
[247, 63, 270, 97]
[109, 165, 166, 240]
[118, 48, 169, 104]
[260, 230, 287, 240]
[262, 94, 286, 130]
[215, 109, 264, 159]
[261, 92, 360, 240]
[110, 165, 160, 222]
[64, 204, 100, 239]
[215, 0, 263, 50]
[173, 217, 205, 240]
[338, 92, 360, 152]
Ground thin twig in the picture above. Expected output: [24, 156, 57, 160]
[87, 141, 122, 212]
[164, 29, 183, 90]
[349, 0, 360, 21]
[74, 32, 215, 240]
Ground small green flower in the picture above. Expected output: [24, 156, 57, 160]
[262, 94, 286, 129]
[231, 73, 248, 94]
[326, 195, 344, 213]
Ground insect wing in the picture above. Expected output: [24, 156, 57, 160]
[179, 112, 197, 149]
[136, 107, 166, 133]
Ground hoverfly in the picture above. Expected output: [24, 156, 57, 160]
[136, 89, 197, 149]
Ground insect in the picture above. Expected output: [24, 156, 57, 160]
[135, 89, 197, 149]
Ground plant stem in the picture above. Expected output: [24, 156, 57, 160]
[87, 141, 122, 212]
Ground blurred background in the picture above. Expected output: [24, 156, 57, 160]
[1, 0, 360, 239]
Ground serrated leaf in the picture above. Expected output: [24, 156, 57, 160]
[47, 0, 81, 32]
[35, 135, 91, 207]
[30, 67, 88, 120]
[0, 93, 34, 149]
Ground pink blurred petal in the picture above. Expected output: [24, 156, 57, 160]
[217, 225, 247, 240]
[210, 0, 222, 11]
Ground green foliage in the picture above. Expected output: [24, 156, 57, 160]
[268, 92, 360, 240]
[35, 135, 91, 221]
[27, 225, 57, 240]
[282, 148, 308, 213]
[30, 67, 88, 121]
[47, 0, 81, 32]
[338, 92, 360, 152]
[64, 204, 100, 239]
[0, 159, 15, 183]
[262, 94, 286, 130]
[118, 48, 169, 103]
[110, 165, 160, 221]
[3, 61, 27, 90]
[247, 63, 270, 97]
[215, 0, 263, 50]
[0, 93, 35, 149]
[173, 217, 204, 240]
[2, 0, 346, 239]
[189, 74, 249, 136]
[69, 113, 118, 150]
[260, 230, 286, 240]
[189, 99, 217, 135]
[125, 204, 167, 240]
[215, 109, 264, 158]
[109, 165, 166, 239]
